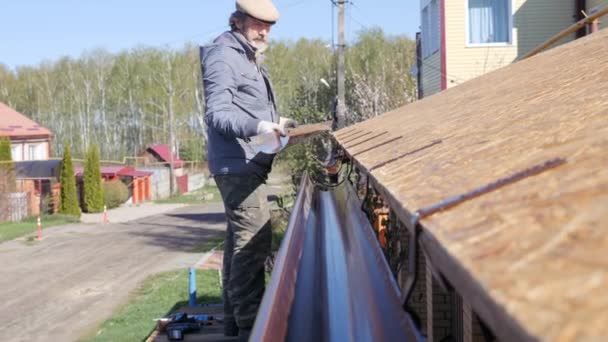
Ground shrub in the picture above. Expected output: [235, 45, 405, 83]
[0, 136, 15, 193]
[83, 144, 104, 213]
[59, 142, 81, 217]
[103, 180, 129, 209]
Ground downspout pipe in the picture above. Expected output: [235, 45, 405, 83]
[416, 32, 424, 99]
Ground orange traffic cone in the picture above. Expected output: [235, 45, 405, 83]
[37, 216, 42, 240]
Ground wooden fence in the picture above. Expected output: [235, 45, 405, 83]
[0, 192, 28, 222]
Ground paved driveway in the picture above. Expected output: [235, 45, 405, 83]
[0, 203, 226, 342]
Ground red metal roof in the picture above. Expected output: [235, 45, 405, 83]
[147, 144, 184, 168]
[74, 165, 124, 177]
[0, 102, 53, 139]
[117, 168, 153, 178]
[74, 166, 152, 178]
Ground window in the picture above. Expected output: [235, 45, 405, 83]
[28, 144, 42, 160]
[11, 145, 22, 161]
[422, 0, 440, 58]
[467, 0, 511, 45]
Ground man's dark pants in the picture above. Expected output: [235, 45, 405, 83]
[215, 175, 272, 333]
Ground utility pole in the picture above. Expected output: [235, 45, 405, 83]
[168, 89, 176, 197]
[336, 0, 346, 129]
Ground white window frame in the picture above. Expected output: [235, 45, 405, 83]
[28, 144, 43, 160]
[465, 0, 513, 47]
[11, 144, 22, 161]
[28, 144, 37, 160]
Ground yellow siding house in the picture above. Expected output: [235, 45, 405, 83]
[418, 0, 607, 98]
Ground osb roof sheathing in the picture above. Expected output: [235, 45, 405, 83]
[335, 30, 608, 341]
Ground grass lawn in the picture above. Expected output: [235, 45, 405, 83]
[83, 206, 291, 342]
[0, 214, 80, 243]
[190, 234, 225, 253]
[270, 210, 289, 252]
[154, 184, 221, 204]
[83, 269, 222, 342]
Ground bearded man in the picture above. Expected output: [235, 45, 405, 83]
[200, 0, 294, 339]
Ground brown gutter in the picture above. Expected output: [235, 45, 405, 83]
[3, 135, 53, 141]
[251, 174, 422, 341]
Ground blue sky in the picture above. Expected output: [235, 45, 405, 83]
[1, 0, 420, 69]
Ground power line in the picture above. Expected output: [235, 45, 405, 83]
[346, 1, 351, 40]
[349, 1, 363, 12]
[336, 0, 347, 129]
[331, 0, 336, 50]
[343, 7, 463, 85]
[346, 1, 368, 29]
[168, 1, 463, 86]
[347, 11, 367, 31]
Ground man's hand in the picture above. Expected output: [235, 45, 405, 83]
[279, 117, 298, 131]
[257, 120, 285, 136]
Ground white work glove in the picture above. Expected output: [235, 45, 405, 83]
[279, 117, 298, 131]
[257, 120, 285, 136]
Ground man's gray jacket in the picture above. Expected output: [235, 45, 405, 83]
[200, 31, 278, 178]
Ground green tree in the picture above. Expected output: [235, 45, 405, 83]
[345, 28, 417, 123]
[1, 29, 416, 166]
[0, 136, 15, 193]
[83, 143, 104, 213]
[59, 142, 81, 217]
[0, 137, 12, 161]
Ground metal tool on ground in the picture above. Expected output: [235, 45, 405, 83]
[165, 313, 201, 341]
[166, 322, 200, 341]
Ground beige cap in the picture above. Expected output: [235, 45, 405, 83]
[236, 0, 280, 24]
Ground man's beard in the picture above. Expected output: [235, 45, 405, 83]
[251, 40, 268, 53]
[251, 40, 268, 65]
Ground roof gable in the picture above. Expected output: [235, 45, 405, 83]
[146, 144, 184, 168]
[0, 102, 53, 138]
